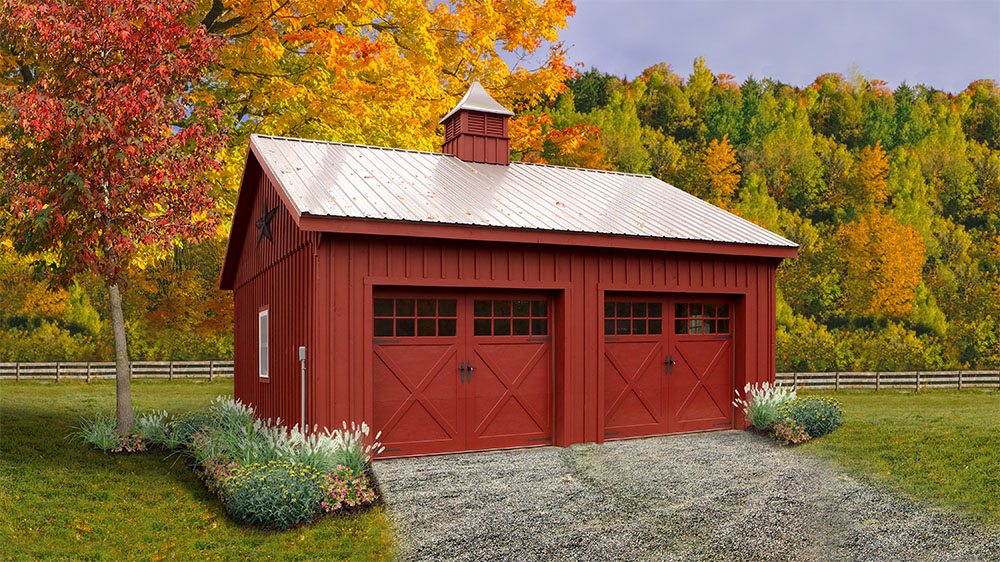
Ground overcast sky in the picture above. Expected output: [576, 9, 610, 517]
[557, 0, 1000, 92]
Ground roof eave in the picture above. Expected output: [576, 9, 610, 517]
[296, 214, 799, 260]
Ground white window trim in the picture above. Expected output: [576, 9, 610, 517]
[258, 308, 269, 379]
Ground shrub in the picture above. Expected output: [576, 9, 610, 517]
[72, 414, 118, 451]
[733, 382, 797, 430]
[321, 465, 378, 513]
[778, 397, 844, 438]
[223, 461, 324, 530]
[201, 454, 239, 496]
[770, 417, 811, 446]
[171, 411, 213, 446]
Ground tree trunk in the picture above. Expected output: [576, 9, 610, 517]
[108, 282, 134, 436]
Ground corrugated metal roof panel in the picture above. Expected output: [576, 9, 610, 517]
[251, 134, 798, 249]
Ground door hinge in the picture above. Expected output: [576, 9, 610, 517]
[605, 336, 620, 342]
[604, 431, 619, 436]
[382, 448, 401, 453]
[373, 338, 400, 344]
[527, 436, 551, 442]
[527, 336, 551, 342]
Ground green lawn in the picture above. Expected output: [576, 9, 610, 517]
[798, 389, 1000, 524]
[0, 380, 393, 561]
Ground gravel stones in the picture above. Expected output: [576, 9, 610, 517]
[373, 431, 1000, 561]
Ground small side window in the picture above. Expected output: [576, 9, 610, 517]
[258, 309, 269, 379]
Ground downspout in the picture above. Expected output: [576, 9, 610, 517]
[298, 345, 307, 430]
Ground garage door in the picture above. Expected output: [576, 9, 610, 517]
[373, 292, 552, 457]
[604, 297, 733, 439]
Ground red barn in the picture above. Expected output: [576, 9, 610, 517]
[220, 83, 797, 457]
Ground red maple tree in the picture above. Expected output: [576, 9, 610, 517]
[0, 0, 225, 434]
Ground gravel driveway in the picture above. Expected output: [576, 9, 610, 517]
[373, 431, 1000, 561]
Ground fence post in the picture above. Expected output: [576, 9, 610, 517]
[56, 362, 61, 383]
[958, 370, 963, 390]
[86, 362, 91, 383]
[209, 361, 215, 381]
[15, 362, 20, 382]
[129, 361, 133, 380]
[792, 372, 798, 390]
[835, 371, 840, 392]
[915, 371, 920, 392]
[168, 361, 174, 381]
[875, 371, 880, 392]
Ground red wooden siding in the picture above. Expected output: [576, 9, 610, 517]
[308, 235, 779, 446]
[441, 110, 510, 165]
[231, 168, 315, 424]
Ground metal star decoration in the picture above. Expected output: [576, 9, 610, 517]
[256, 206, 277, 244]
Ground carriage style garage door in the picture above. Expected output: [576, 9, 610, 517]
[372, 292, 552, 457]
[603, 297, 734, 439]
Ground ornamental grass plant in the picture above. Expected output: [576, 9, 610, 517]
[732, 382, 797, 430]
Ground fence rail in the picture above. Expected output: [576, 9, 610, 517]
[0, 360, 234, 382]
[777, 370, 1000, 391]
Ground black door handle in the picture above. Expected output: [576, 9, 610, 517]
[665, 356, 676, 374]
[459, 360, 467, 383]
[466, 362, 475, 383]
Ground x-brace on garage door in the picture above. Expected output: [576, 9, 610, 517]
[372, 292, 553, 457]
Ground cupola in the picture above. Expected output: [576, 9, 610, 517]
[440, 81, 514, 165]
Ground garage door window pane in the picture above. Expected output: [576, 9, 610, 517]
[605, 302, 615, 317]
[374, 299, 394, 317]
[605, 301, 663, 336]
[439, 299, 457, 317]
[494, 318, 511, 335]
[474, 318, 491, 335]
[648, 320, 662, 334]
[717, 319, 730, 334]
[396, 318, 415, 336]
[616, 302, 631, 317]
[532, 319, 548, 335]
[374, 319, 394, 337]
[474, 300, 491, 316]
[604, 319, 615, 334]
[513, 300, 531, 317]
[494, 300, 511, 316]
[417, 318, 436, 336]
[632, 319, 647, 334]
[417, 299, 436, 316]
[675, 319, 688, 334]
[532, 301, 547, 316]
[396, 299, 415, 316]
[616, 319, 631, 334]
[513, 319, 530, 335]
[438, 319, 457, 336]
[673, 302, 731, 335]
[649, 302, 662, 318]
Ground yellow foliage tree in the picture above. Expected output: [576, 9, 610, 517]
[700, 135, 741, 207]
[836, 211, 926, 317]
[849, 141, 890, 209]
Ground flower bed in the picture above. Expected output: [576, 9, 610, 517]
[73, 397, 383, 530]
[734, 382, 844, 446]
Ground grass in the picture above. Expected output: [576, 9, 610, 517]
[798, 389, 1000, 525]
[0, 380, 393, 561]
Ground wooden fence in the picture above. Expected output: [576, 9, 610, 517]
[777, 370, 1000, 391]
[0, 360, 234, 382]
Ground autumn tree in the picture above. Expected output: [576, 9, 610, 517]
[0, 0, 225, 434]
[845, 142, 890, 211]
[836, 211, 926, 318]
[698, 135, 741, 206]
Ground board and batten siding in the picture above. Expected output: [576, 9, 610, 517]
[231, 166, 315, 425]
[310, 235, 779, 446]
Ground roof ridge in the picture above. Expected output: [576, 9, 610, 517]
[251, 134, 450, 159]
[250, 134, 654, 179]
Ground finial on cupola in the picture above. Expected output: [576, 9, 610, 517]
[440, 81, 514, 165]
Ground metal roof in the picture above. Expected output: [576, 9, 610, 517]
[439, 81, 514, 123]
[250, 134, 798, 249]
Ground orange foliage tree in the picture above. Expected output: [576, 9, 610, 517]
[836, 211, 926, 318]
[699, 135, 741, 206]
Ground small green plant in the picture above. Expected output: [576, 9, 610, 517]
[770, 417, 812, 446]
[72, 413, 119, 451]
[733, 382, 797, 430]
[778, 397, 844, 438]
[223, 461, 325, 530]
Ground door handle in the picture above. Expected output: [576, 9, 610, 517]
[466, 362, 475, 383]
[459, 360, 467, 383]
[665, 356, 676, 374]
